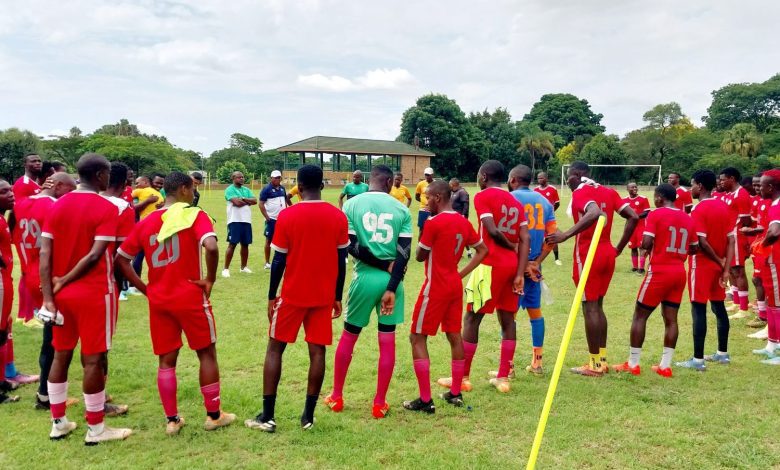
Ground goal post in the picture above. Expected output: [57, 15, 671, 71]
[560, 164, 662, 192]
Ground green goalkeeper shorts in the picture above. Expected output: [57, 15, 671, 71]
[344, 267, 405, 328]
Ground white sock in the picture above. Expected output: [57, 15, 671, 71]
[660, 347, 674, 369]
[766, 341, 778, 353]
[693, 357, 704, 364]
[717, 350, 728, 356]
[88, 422, 105, 435]
[731, 286, 738, 297]
[628, 347, 641, 367]
[37, 393, 49, 402]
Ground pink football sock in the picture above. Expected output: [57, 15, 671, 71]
[157, 367, 178, 417]
[451, 359, 465, 395]
[497, 340, 516, 378]
[463, 341, 478, 377]
[200, 382, 221, 414]
[639, 256, 646, 270]
[331, 330, 359, 399]
[83, 390, 106, 426]
[631, 255, 638, 269]
[413, 359, 431, 402]
[758, 300, 767, 320]
[730, 286, 738, 300]
[48, 381, 68, 419]
[738, 291, 749, 311]
[769, 308, 780, 343]
[374, 332, 395, 406]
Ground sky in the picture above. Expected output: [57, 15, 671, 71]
[1, 0, 779, 156]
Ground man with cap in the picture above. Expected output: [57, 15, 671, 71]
[259, 170, 289, 270]
[415, 168, 435, 237]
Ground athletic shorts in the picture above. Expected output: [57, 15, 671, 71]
[345, 267, 405, 328]
[636, 266, 686, 308]
[0, 275, 12, 331]
[411, 293, 461, 336]
[269, 298, 332, 346]
[149, 300, 217, 355]
[264, 219, 276, 240]
[23, 270, 43, 309]
[469, 263, 520, 314]
[519, 275, 541, 310]
[628, 224, 644, 250]
[753, 255, 766, 277]
[731, 232, 750, 267]
[227, 222, 253, 245]
[573, 242, 616, 302]
[417, 211, 430, 229]
[688, 265, 726, 304]
[53, 287, 117, 355]
[765, 262, 780, 308]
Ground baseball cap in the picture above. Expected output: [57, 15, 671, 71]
[270, 170, 282, 178]
[424, 167, 434, 175]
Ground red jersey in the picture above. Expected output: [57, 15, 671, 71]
[12, 175, 41, 200]
[719, 186, 752, 229]
[474, 187, 527, 268]
[751, 194, 763, 220]
[622, 195, 650, 231]
[418, 211, 481, 299]
[119, 209, 217, 307]
[643, 207, 695, 269]
[12, 194, 55, 275]
[689, 197, 732, 271]
[768, 199, 780, 265]
[121, 186, 134, 207]
[270, 201, 349, 307]
[105, 196, 135, 242]
[41, 191, 118, 294]
[0, 216, 13, 281]
[534, 185, 560, 207]
[674, 187, 693, 211]
[571, 183, 628, 246]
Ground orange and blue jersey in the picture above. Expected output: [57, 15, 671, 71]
[510, 187, 556, 260]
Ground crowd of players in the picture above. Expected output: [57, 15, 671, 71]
[1, 150, 779, 443]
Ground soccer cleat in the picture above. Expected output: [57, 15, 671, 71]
[0, 392, 20, 404]
[746, 317, 767, 328]
[525, 364, 544, 376]
[301, 416, 315, 430]
[166, 416, 185, 436]
[371, 402, 390, 419]
[118, 291, 128, 302]
[612, 361, 641, 376]
[244, 415, 276, 433]
[240, 267, 253, 274]
[436, 376, 472, 392]
[403, 398, 435, 414]
[488, 363, 515, 379]
[205, 411, 236, 431]
[49, 418, 77, 440]
[84, 425, 132, 445]
[631, 268, 638, 273]
[636, 269, 645, 275]
[489, 377, 511, 393]
[748, 326, 769, 339]
[728, 310, 750, 320]
[105, 403, 129, 417]
[23, 318, 44, 329]
[126, 287, 142, 296]
[651, 365, 672, 378]
[0, 380, 19, 393]
[323, 394, 344, 412]
[675, 358, 706, 371]
[440, 391, 464, 407]
[569, 364, 604, 377]
[264, 263, 271, 270]
[752, 347, 776, 358]
[724, 303, 739, 313]
[760, 356, 780, 366]
[37, 396, 80, 410]
[7, 373, 40, 385]
[221, 269, 230, 278]
[555, 259, 562, 266]
[704, 352, 731, 364]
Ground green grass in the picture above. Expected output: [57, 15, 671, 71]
[3, 186, 779, 469]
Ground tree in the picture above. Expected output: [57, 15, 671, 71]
[521, 93, 605, 146]
[216, 160, 249, 184]
[41, 133, 85, 169]
[468, 108, 520, 167]
[555, 142, 577, 164]
[0, 128, 41, 180]
[623, 102, 695, 168]
[721, 123, 763, 158]
[205, 132, 264, 176]
[704, 74, 780, 132]
[517, 128, 555, 174]
[78, 134, 197, 175]
[579, 134, 626, 183]
[230, 133, 263, 154]
[94, 118, 141, 137]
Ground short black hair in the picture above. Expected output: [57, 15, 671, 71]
[394, 172, 403, 177]
[151, 172, 166, 181]
[669, 171, 682, 178]
[191, 172, 203, 181]
[163, 171, 193, 195]
[740, 176, 753, 188]
[510, 164, 533, 185]
[569, 161, 590, 175]
[655, 183, 677, 202]
[137, 175, 151, 184]
[427, 180, 451, 202]
[719, 167, 741, 181]
[480, 160, 506, 183]
[109, 162, 129, 189]
[24, 153, 40, 161]
[297, 164, 323, 190]
[692, 169, 717, 191]
[371, 164, 393, 183]
[41, 161, 55, 175]
[76, 153, 110, 181]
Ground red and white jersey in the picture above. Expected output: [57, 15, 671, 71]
[643, 207, 695, 270]
[270, 201, 349, 307]
[121, 186, 134, 207]
[12, 194, 55, 275]
[104, 195, 135, 242]
[119, 209, 217, 307]
[534, 185, 560, 207]
[751, 194, 763, 220]
[571, 183, 628, 247]
[622, 195, 650, 218]
[768, 198, 780, 265]
[0, 216, 13, 280]
[674, 186, 693, 211]
[719, 187, 751, 229]
[12, 175, 41, 200]
[41, 191, 118, 294]
[689, 197, 733, 271]
[474, 187, 527, 268]
[418, 211, 482, 299]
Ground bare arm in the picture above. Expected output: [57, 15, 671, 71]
[242, 197, 258, 206]
[546, 203, 601, 245]
[258, 202, 269, 221]
[553, 201, 560, 211]
[135, 195, 159, 214]
[338, 193, 346, 209]
[39, 237, 55, 310]
[513, 225, 530, 294]
[190, 236, 218, 298]
[698, 235, 725, 268]
[640, 234, 654, 252]
[764, 222, 780, 246]
[116, 253, 147, 295]
[459, 242, 487, 278]
[405, 196, 412, 208]
[482, 216, 516, 251]
[415, 245, 429, 263]
[614, 206, 639, 256]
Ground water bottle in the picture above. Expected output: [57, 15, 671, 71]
[541, 280, 554, 305]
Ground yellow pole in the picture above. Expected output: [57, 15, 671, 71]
[526, 215, 606, 470]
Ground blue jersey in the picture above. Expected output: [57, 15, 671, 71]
[511, 188, 555, 260]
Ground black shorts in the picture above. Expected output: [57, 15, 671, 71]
[227, 222, 253, 245]
[264, 219, 277, 239]
[417, 211, 430, 229]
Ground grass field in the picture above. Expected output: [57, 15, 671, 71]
[3, 185, 779, 469]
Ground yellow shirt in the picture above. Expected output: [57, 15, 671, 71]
[132, 187, 163, 219]
[390, 184, 411, 204]
[289, 185, 301, 201]
[415, 180, 430, 211]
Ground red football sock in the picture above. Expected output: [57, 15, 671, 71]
[738, 291, 749, 311]
[200, 382, 221, 414]
[374, 332, 395, 406]
[0, 344, 5, 382]
[332, 330, 359, 399]
[631, 255, 638, 269]
[413, 359, 431, 402]
[157, 367, 178, 417]
[463, 341, 478, 377]
[48, 381, 68, 419]
[758, 301, 768, 320]
[497, 340, 516, 378]
[450, 359, 465, 395]
[83, 390, 106, 426]
[769, 308, 780, 342]
[5, 334, 13, 365]
[639, 256, 646, 270]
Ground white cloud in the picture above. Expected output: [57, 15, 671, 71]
[298, 68, 414, 92]
[297, 73, 355, 92]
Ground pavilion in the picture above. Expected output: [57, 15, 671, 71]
[275, 136, 435, 185]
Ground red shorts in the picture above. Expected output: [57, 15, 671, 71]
[636, 266, 686, 308]
[688, 265, 726, 304]
[149, 300, 217, 355]
[753, 255, 766, 277]
[765, 262, 780, 308]
[23, 270, 43, 309]
[470, 264, 519, 314]
[411, 293, 462, 336]
[628, 226, 644, 250]
[731, 232, 750, 267]
[269, 298, 332, 346]
[53, 287, 117, 355]
[0, 275, 13, 330]
[573, 243, 616, 301]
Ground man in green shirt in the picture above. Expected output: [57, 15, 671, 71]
[338, 170, 369, 209]
[222, 171, 257, 278]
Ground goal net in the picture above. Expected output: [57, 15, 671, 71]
[560, 164, 662, 191]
